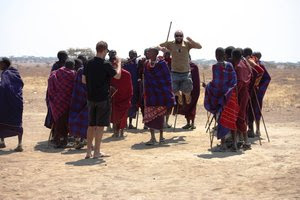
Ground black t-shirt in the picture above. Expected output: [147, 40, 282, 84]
[83, 57, 116, 102]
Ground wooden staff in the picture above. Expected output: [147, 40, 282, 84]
[173, 104, 179, 132]
[249, 96, 262, 145]
[166, 21, 172, 42]
[202, 72, 211, 129]
[136, 109, 139, 129]
[254, 89, 270, 142]
[210, 115, 217, 149]
[205, 112, 211, 129]
[206, 114, 215, 133]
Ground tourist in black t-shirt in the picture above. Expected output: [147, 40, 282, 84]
[82, 41, 121, 159]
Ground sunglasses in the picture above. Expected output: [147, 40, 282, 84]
[175, 35, 183, 38]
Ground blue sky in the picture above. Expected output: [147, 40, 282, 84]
[0, 0, 299, 62]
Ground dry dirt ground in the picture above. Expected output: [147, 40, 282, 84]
[0, 66, 299, 200]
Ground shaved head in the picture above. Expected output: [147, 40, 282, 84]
[174, 30, 183, 37]
[174, 30, 184, 44]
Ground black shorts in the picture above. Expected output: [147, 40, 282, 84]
[87, 100, 111, 127]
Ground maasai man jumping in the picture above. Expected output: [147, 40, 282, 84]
[47, 60, 76, 148]
[68, 64, 88, 149]
[203, 48, 239, 151]
[248, 51, 271, 137]
[143, 47, 175, 145]
[232, 48, 252, 150]
[159, 30, 202, 105]
[123, 50, 139, 129]
[109, 50, 133, 138]
[0, 57, 24, 152]
[178, 60, 200, 130]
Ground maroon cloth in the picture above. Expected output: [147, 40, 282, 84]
[110, 69, 133, 129]
[52, 111, 69, 145]
[235, 58, 252, 132]
[47, 67, 76, 122]
[176, 62, 200, 121]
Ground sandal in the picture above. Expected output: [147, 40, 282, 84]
[145, 139, 157, 146]
[14, 145, 23, 152]
[159, 137, 166, 144]
[93, 152, 110, 159]
[128, 124, 136, 129]
[242, 143, 252, 150]
[247, 129, 255, 138]
[75, 142, 85, 150]
[0, 142, 6, 149]
[182, 124, 191, 129]
[212, 146, 227, 152]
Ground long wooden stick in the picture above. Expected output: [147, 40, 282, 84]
[166, 21, 172, 42]
[135, 109, 139, 129]
[210, 115, 217, 149]
[253, 90, 270, 142]
[206, 114, 215, 133]
[173, 104, 179, 132]
[205, 112, 211, 129]
[202, 72, 211, 129]
[249, 96, 262, 145]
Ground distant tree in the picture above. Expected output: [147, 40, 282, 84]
[66, 48, 95, 58]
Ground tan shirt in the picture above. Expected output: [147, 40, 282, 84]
[160, 41, 192, 73]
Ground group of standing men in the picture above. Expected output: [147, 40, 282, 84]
[203, 46, 271, 151]
[0, 30, 271, 156]
[44, 30, 202, 158]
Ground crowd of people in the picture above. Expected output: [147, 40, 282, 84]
[0, 30, 271, 157]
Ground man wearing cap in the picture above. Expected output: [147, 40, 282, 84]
[0, 57, 24, 151]
[158, 30, 202, 105]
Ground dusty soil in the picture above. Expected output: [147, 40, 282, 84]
[0, 65, 299, 200]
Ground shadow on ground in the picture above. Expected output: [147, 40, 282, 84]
[196, 146, 244, 159]
[65, 158, 106, 166]
[0, 149, 18, 156]
[131, 136, 187, 150]
[34, 140, 65, 153]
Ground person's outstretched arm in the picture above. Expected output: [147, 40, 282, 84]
[187, 37, 202, 49]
